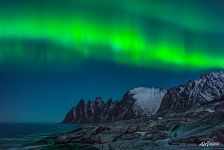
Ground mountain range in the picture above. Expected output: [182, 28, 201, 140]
[63, 71, 224, 124]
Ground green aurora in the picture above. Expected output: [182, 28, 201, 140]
[1, 0, 224, 69]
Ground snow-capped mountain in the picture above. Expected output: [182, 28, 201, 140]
[158, 71, 224, 112]
[63, 87, 167, 123]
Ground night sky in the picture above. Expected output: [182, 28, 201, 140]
[0, 0, 224, 123]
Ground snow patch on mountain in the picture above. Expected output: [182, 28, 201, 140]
[129, 87, 167, 116]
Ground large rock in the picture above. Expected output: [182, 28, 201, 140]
[158, 71, 224, 112]
[63, 87, 166, 123]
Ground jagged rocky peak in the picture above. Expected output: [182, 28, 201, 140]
[127, 87, 167, 116]
[94, 96, 104, 109]
[62, 96, 118, 123]
[63, 87, 167, 123]
[158, 71, 224, 112]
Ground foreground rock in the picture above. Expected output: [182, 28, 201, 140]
[63, 88, 166, 123]
[52, 99, 224, 150]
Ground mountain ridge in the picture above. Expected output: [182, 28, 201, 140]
[63, 87, 166, 123]
[63, 71, 224, 124]
[158, 71, 224, 112]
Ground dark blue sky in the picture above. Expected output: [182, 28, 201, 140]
[0, 60, 214, 123]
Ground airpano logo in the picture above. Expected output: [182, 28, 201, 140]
[199, 141, 220, 147]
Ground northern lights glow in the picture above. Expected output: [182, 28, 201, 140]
[1, 0, 224, 69]
[2, 0, 224, 123]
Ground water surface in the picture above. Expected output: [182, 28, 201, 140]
[0, 123, 80, 149]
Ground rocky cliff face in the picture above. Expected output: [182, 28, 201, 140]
[63, 87, 166, 123]
[158, 71, 224, 112]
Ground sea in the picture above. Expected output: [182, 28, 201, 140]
[0, 123, 80, 150]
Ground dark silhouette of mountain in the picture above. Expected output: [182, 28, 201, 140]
[63, 88, 166, 123]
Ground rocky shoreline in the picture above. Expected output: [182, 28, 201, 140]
[36, 71, 224, 149]
[35, 99, 224, 150]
